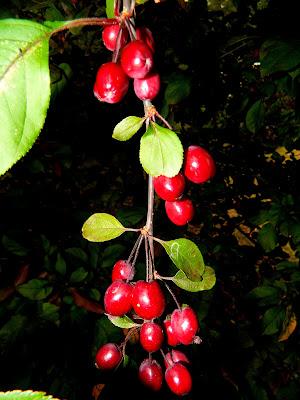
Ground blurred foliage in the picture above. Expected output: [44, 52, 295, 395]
[0, 0, 300, 399]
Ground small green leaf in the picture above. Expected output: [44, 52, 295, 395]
[172, 267, 216, 292]
[164, 73, 191, 105]
[17, 279, 53, 300]
[159, 238, 205, 281]
[101, 244, 126, 268]
[262, 306, 285, 335]
[65, 247, 88, 263]
[55, 253, 66, 275]
[106, 0, 115, 18]
[139, 122, 183, 177]
[116, 207, 146, 226]
[70, 267, 88, 283]
[107, 315, 140, 329]
[245, 100, 265, 133]
[113, 116, 144, 141]
[1, 235, 29, 256]
[39, 302, 59, 323]
[257, 223, 278, 252]
[248, 286, 280, 299]
[0, 391, 60, 400]
[82, 213, 127, 242]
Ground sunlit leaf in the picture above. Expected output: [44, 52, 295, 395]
[0, 391, 60, 400]
[113, 116, 145, 141]
[82, 213, 127, 242]
[107, 315, 140, 329]
[171, 267, 216, 292]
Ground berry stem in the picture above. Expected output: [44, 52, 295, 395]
[51, 18, 118, 36]
[155, 111, 173, 130]
[162, 281, 181, 310]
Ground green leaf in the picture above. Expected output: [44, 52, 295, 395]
[106, 0, 115, 18]
[51, 63, 72, 101]
[116, 207, 146, 226]
[262, 306, 286, 335]
[0, 19, 53, 175]
[70, 267, 88, 283]
[172, 267, 216, 292]
[112, 116, 144, 141]
[39, 302, 59, 323]
[17, 279, 53, 300]
[247, 285, 281, 306]
[257, 223, 278, 252]
[0, 391, 60, 400]
[65, 247, 88, 263]
[245, 100, 265, 133]
[159, 238, 205, 281]
[260, 39, 300, 76]
[101, 244, 126, 268]
[82, 213, 127, 242]
[164, 73, 191, 105]
[107, 315, 141, 329]
[55, 253, 66, 275]
[139, 122, 183, 177]
[1, 235, 29, 256]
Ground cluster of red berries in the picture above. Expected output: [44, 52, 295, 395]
[154, 145, 216, 226]
[94, 23, 160, 103]
[95, 260, 200, 396]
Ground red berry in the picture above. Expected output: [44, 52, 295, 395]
[95, 343, 122, 370]
[121, 40, 153, 79]
[112, 260, 134, 281]
[132, 280, 165, 320]
[184, 145, 216, 184]
[139, 359, 163, 391]
[94, 62, 129, 104]
[153, 173, 185, 201]
[102, 25, 127, 51]
[104, 280, 132, 316]
[164, 319, 180, 347]
[136, 27, 155, 53]
[165, 198, 194, 226]
[134, 72, 160, 101]
[170, 306, 199, 345]
[140, 322, 164, 353]
[164, 350, 190, 368]
[165, 363, 192, 396]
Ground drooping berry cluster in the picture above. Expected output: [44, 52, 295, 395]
[95, 258, 200, 396]
[94, 18, 160, 104]
[154, 145, 216, 226]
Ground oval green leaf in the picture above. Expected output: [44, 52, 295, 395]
[113, 116, 145, 141]
[261, 39, 300, 76]
[16, 279, 53, 300]
[171, 267, 216, 292]
[82, 213, 127, 242]
[0, 391, 60, 400]
[107, 315, 141, 329]
[245, 100, 265, 134]
[139, 122, 183, 177]
[159, 238, 205, 281]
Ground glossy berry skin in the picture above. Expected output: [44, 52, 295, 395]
[171, 307, 199, 345]
[94, 62, 129, 104]
[102, 25, 127, 51]
[121, 40, 153, 79]
[139, 359, 163, 391]
[104, 280, 132, 316]
[153, 173, 185, 201]
[140, 322, 164, 353]
[184, 145, 216, 184]
[134, 72, 160, 101]
[132, 280, 165, 320]
[164, 350, 190, 368]
[136, 27, 155, 53]
[165, 198, 194, 226]
[165, 363, 192, 396]
[112, 260, 134, 282]
[164, 319, 180, 347]
[95, 343, 122, 370]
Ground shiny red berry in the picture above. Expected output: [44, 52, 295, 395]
[139, 359, 163, 391]
[95, 343, 122, 370]
[140, 322, 164, 353]
[164, 350, 190, 368]
[132, 280, 165, 320]
[184, 145, 216, 184]
[93, 62, 129, 104]
[104, 280, 132, 316]
[112, 260, 134, 281]
[165, 363, 192, 396]
[164, 319, 180, 347]
[136, 27, 155, 53]
[121, 40, 153, 79]
[102, 25, 127, 51]
[165, 198, 194, 226]
[134, 72, 160, 101]
[170, 306, 199, 345]
[153, 173, 185, 201]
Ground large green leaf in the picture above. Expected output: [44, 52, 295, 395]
[107, 315, 141, 329]
[0, 391, 60, 400]
[0, 19, 54, 175]
[17, 279, 53, 300]
[172, 267, 216, 292]
[260, 39, 300, 76]
[139, 122, 183, 177]
[112, 116, 145, 141]
[262, 306, 286, 335]
[158, 238, 205, 281]
[82, 213, 127, 242]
